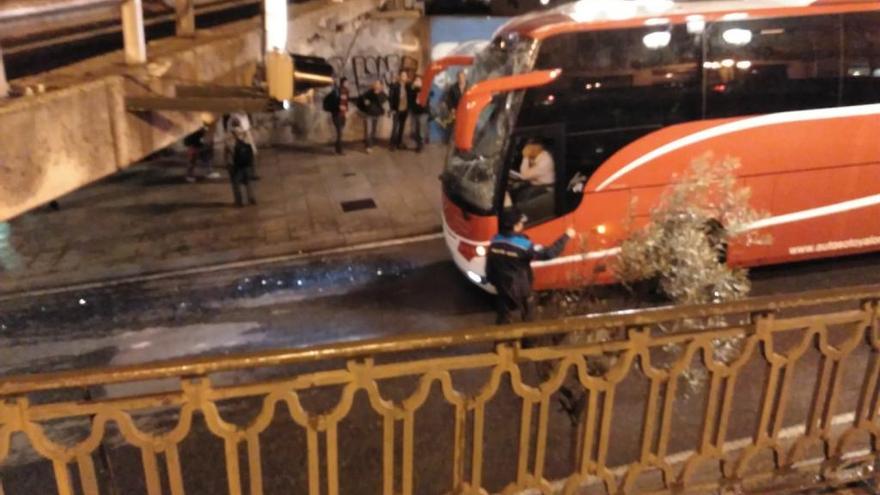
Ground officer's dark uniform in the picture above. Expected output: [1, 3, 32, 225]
[485, 210, 571, 324]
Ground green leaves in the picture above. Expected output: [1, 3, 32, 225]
[616, 153, 771, 306]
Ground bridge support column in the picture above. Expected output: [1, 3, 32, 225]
[175, 0, 196, 37]
[121, 0, 147, 65]
[264, 0, 292, 101]
[0, 44, 7, 98]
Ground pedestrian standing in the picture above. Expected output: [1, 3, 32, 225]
[409, 76, 429, 153]
[357, 80, 388, 153]
[323, 77, 350, 155]
[446, 70, 467, 111]
[444, 71, 468, 143]
[184, 120, 221, 182]
[485, 209, 575, 324]
[388, 70, 412, 150]
[225, 113, 259, 180]
[226, 125, 257, 207]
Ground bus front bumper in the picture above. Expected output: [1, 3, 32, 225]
[441, 216, 496, 294]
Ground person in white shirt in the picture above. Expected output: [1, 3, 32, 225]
[518, 139, 555, 186]
[509, 139, 556, 205]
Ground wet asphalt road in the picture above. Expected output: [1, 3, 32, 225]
[2, 238, 880, 377]
[3, 239, 880, 494]
[0, 238, 492, 376]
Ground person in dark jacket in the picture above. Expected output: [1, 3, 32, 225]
[445, 70, 467, 111]
[223, 113, 259, 180]
[485, 208, 575, 324]
[357, 80, 388, 153]
[388, 70, 412, 150]
[443, 71, 468, 143]
[183, 121, 221, 182]
[409, 75, 429, 153]
[323, 77, 350, 154]
[225, 125, 257, 207]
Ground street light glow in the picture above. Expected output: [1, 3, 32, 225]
[642, 31, 671, 50]
[265, 0, 288, 52]
[722, 28, 752, 46]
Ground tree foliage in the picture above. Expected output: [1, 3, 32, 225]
[616, 153, 770, 305]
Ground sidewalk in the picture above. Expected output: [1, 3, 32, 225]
[1, 143, 446, 294]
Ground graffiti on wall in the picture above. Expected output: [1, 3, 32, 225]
[327, 54, 420, 94]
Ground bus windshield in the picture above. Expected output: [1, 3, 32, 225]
[442, 36, 537, 214]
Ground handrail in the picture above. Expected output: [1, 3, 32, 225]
[2, 283, 879, 396]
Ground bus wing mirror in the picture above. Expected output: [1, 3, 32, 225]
[455, 68, 562, 152]
[418, 55, 475, 107]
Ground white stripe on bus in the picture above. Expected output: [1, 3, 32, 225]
[532, 193, 880, 269]
[442, 217, 491, 246]
[594, 104, 880, 192]
[740, 193, 880, 232]
[445, 191, 880, 270]
[532, 247, 622, 268]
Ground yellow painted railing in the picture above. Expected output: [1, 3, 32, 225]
[1, 285, 880, 494]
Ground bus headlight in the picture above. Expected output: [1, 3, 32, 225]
[475, 245, 487, 257]
[467, 270, 483, 284]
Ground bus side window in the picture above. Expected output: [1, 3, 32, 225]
[705, 15, 841, 118]
[523, 25, 702, 212]
[843, 12, 880, 105]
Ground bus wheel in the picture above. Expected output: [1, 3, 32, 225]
[704, 219, 728, 264]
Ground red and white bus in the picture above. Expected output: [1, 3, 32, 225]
[422, 0, 880, 291]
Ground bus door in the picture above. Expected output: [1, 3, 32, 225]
[499, 124, 567, 227]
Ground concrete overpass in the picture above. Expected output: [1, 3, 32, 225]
[0, 0, 392, 222]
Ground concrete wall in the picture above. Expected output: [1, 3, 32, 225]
[0, 78, 120, 213]
[0, 20, 262, 221]
[252, 12, 428, 146]
[0, 0, 385, 221]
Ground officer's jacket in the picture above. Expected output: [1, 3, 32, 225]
[485, 232, 570, 299]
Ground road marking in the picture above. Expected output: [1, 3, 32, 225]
[0, 232, 444, 302]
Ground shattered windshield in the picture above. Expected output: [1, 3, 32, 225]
[443, 35, 537, 214]
[467, 34, 538, 87]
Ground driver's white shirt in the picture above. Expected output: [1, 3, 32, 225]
[519, 150, 555, 186]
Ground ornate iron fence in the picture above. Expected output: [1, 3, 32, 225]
[1, 285, 880, 495]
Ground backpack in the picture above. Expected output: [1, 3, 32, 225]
[233, 139, 254, 168]
[322, 90, 336, 112]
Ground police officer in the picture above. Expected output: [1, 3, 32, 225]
[485, 208, 576, 324]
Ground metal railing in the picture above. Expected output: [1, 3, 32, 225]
[1, 285, 879, 495]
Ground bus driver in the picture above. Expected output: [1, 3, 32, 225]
[509, 138, 555, 204]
